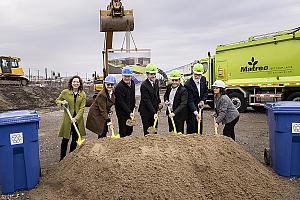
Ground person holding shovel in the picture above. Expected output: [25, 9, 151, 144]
[138, 63, 162, 135]
[115, 66, 136, 137]
[164, 70, 188, 134]
[86, 75, 116, 139]
[212, 80, 239, 140]
[184, 63, 208, 134]
[55, 75, 86, 161]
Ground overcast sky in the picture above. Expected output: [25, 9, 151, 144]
[1, 0, 299, 79]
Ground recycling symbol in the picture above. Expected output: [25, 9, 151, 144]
[10, 133, 23, 145]
[292, 123, 300, 133]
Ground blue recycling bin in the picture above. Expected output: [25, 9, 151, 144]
[265, 101, 300, 177]
[0, 110, 40, 194]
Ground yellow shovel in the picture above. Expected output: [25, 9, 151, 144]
[197, 108, 203, 135]
[167, 106, 182, 135]
[62, 104, 85, 145]
[213, 117, 218, 135]
[147, 112, 159, 134]
[107, 122, 120, 138]
[107, 112, 120, 138]
[126, 107, 137, 126]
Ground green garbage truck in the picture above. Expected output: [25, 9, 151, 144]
[199, 27, 300, 112]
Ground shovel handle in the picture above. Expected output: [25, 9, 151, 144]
[167, 106, 178, 134]
[130, 107, 136, 120]
[62, 104, 83, 145]
[214, 117, 218, 135]
[170, 117, 177, 134]
[197, 108, 203, 135]
[197, 119, 201, 135]
[153, 118, 158, 128]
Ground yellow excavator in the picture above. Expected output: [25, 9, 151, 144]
[0, 56, 29, 86]
[93, 0, 134, 98]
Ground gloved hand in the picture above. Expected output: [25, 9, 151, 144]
[107, 122, 114, 129]
[169, 112, 175, 118]
[130, 112, 135, 119]
[61, 100, 68, 107]
[154, 113, 158, 120]
[198, 101, 204, 108]
[71, 118, 76, 124]
[158, 103, 163, 110]
[212, 112, 217, 118]
[214, 122, 219, 129]
[164, 101, 170, 106]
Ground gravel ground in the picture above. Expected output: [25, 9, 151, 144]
[1, 96, 300, 199]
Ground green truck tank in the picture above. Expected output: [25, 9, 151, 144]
[200, 27, 300, 112]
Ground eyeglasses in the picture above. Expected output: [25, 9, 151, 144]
[106, 83, 114, 86]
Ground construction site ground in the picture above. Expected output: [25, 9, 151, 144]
[0, 85, 300, 199]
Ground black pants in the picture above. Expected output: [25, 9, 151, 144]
[98, 120, 109, 139]
[186, 109, 203, 135]
[117, 115, 133, 137]
[223, 116, 239, 141]
[168, 118, 184, 134]
[141, 115, 156, 135]
[60, 125, 78, 161]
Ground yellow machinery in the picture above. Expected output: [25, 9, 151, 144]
[0, 56, 29, 86]
[93, 75, 104, 98]
[93, 0, 134, 98]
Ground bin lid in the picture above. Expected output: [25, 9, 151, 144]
[0, 110, 40, 126]
[265, 101, 300, 113]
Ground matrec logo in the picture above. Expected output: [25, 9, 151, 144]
[240, 57, 269, 72]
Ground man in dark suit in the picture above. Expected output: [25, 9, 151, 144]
[115, 66, 136, 137]
[138, 64, 162, 135]
[184, 63, 208, 134]
[164, 70, 188, 133]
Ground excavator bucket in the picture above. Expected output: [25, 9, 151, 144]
[100, 10, 134, 32]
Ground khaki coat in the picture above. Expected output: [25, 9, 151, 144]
[55, 89, 86, 139]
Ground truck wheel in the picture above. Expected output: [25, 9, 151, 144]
[228, 92, 247, 113]
[264, 148, 271, 166]
[287, 92, 300, 101]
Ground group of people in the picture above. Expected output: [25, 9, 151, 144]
[55, 64, 239, 161]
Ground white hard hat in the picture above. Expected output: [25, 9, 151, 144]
[212, 80, 226, 88]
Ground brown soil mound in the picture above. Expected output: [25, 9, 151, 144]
[29, 134, 293, 200]
[0, 86, 62, 112]
[0, 85, 94, 112]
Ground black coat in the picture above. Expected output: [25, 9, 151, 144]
[115, 79, 135, 118]
[184, 76, 208, 113]
[164, 84, 188, 121]
[138, 79, 161, 117]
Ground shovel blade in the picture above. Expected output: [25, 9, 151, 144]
[126, 119, 137, 126]
[147, 127, 157, 134]
[76, 138, 85, 146]
[111, 133, 120, 139]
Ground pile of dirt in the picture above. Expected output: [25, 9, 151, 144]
[29, 134, 293, 200]
[0, 85, 62, 112]
[0, 85, 94, 112]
